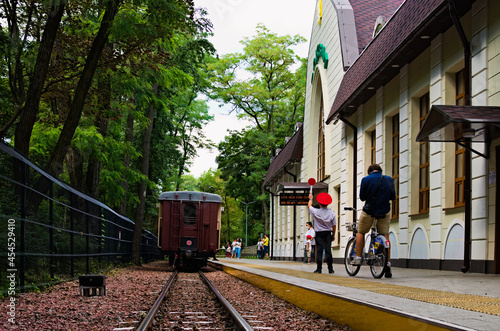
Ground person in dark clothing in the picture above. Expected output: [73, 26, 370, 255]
[308, 192, 336, 274]
[351, 164, 396, 278]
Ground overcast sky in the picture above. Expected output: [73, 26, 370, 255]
[189, 0, 316, 177]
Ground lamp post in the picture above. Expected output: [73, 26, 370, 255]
[238, 200, 257, 246]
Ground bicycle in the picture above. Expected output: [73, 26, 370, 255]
[343, 207, 390, 278]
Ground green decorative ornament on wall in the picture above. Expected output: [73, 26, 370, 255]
[312, 44, 329, 82]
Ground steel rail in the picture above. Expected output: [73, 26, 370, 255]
[136, 270, 178, 331]
[198, 270, 254, 331]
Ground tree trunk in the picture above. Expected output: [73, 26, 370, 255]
[9, 1, 66, 149]
[224, 195, 230, 243]
[132, 82, 158, 265]
[118, 112, 134, 215]
[65, 147, 84, 191]
[86, 67, 111, 198]
[176, 138, 190, 191]
[26, 0, 121, 214]
[45, 0, 120, 179]
[85, 117, 108, 198]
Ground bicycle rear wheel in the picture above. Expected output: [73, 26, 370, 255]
[344, 237, 360, 276]
[370, 245, 387, 278]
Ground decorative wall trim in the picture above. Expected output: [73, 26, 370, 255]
[311, 44, 329, 82]
[331, 0, 358, 70]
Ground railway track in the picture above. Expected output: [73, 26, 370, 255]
[136, 269, 260, 331]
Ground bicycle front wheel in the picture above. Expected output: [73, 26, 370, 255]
[370, 245, 388, 278]
[344, 237, 360, 276]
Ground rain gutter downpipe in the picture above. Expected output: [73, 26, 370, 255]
[339, 115, 358, 213]
[284, 167, 298, 261]
[448, 0, 472, 273]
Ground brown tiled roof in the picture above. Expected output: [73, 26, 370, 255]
[262, 123, 303, 188]
[350, 0, 404, 52]
[427, 105, 500, 122]
[326, 0, 474, 124]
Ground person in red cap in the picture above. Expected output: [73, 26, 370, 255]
[308, 192, 336, 274]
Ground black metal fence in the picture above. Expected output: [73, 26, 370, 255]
[0, 141, 162, 294]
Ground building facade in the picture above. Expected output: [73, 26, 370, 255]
[263, 0, 500, 273]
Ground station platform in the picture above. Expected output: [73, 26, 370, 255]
[210, 258, 500, 331]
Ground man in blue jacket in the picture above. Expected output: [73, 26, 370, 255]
[351, 164, 395, 278]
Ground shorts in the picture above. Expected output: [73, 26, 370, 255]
[358, 211, 390, 234]
[307, 250, 311, 258]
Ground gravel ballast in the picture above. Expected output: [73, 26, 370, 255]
[1, 260, 352, 330]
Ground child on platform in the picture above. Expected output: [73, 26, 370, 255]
[306, 235, 313, 263]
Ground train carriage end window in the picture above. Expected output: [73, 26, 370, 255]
[183, 203, 197, 225]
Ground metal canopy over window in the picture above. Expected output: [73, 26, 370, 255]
[275, 182, 328, 194]
[416, 105, 500, 158]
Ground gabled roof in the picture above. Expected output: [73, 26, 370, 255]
[326, 0, 475, 124]
[262, 123, 303, 188]
[350, 0, 404, 53]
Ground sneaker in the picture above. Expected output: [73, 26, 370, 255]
[350, 256, 362, 266]
[313, 269, 322, 273]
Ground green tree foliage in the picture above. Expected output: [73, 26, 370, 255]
[208, 24, 305, 134]
[216, 129, 266, 244]
[0, 0, 216, 264]
[196, 169, 243, 245]
[208, 24, 306, 233]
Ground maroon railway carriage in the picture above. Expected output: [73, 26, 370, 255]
[157, 191, 222, 269]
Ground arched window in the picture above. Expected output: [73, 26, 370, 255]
[410, 228, 429, 259]
[444, 224, 464, 260]
[372, 16, 386, 37]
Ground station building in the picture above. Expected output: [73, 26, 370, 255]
[263, 0, 500, 273]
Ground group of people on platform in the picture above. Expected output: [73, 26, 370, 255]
[256, 234, 269, 259]
[223, 234, 270, 260]
[224, 238, 243, 258]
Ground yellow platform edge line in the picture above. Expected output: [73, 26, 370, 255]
[213, 263, 467, 331]
[224, 261, 500, 316]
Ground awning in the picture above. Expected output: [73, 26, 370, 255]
[276, 182, 328, 194]
[416, 105, 500, 158]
